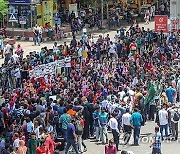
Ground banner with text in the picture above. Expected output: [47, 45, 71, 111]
[29, 58, 71, 78]
[155, 15, 168, 32]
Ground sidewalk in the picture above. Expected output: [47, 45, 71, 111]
[6, 20, 108, 42]
[0, 21, 155, 65]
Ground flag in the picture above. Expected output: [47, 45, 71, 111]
[144, 81, 156, 105]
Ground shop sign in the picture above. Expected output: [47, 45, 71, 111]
[31, 0, 41, 4]
[8, 13, 18, 22]
[8, 0, 31, 4]
[155, 15, 168, 32]
[19, 16, 27, 24]
[170, 17, 179, 32]
[69, 3, 78, 17]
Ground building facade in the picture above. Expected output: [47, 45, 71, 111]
[170, 0, 180, 31]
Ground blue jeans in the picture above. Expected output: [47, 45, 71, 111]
[95, 126, 100, 141]
[160, 124, 168, 138]
[152, 148, 161, 154]
[34, 35, 40, 45]
[62, 128, 67, 141]
[65, 139, 80, 154]
[100, 126, 108, 143]
[134, 126, 141, 145]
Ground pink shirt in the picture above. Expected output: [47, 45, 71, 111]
[45, 136, 58, 154]
[105, 144, 117, 154]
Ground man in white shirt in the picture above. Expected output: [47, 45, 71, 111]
[108, 113, 120, 151]
[109, 41, 117, 59]
[122, 108, 132, 145]
[158, 105, 168, 139]
[4, 43, 12, 63]
[14, 67, 21, 88]
[101, 96, 109, 108]
[168, 106, 180, 140]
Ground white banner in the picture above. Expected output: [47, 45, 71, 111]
[29, 59, 70, 78]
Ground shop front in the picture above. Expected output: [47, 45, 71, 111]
[8, 0, 41, 28]
[41, 0, 57, 27]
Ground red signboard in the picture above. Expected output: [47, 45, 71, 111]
[155, 15, 168, 32]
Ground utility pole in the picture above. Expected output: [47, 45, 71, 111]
[101, 0, 104, 28]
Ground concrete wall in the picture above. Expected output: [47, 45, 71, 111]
[170, 0, 180, 30]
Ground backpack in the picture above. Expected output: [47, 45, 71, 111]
[173, 111, 180, 122]
[75, 120, 83, 135]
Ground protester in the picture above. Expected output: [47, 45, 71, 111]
[45, 131, 61, 154]
[150, 126, 162, 154]
[33, 24, 40, 46]
[108, 113, 120, 151]
[60, 108, 71, 141]
[64, 119, 80, 154]
[17, 140, 27, 154]
[122, 108, 132, 145]
[105, 139, 117, 154]
[168, 105, 180, 140]
[36, 139, 48, 154]
[158, 105, 169, 140]
[0, 18, 179, 154]
[0, 36, 4, 58]
[99, 107, 109, 144]
[130, 108, 143, 146]
[27, 132, 39, 154]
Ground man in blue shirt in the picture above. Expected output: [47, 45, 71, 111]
[93, 105, 101, 142]
[65, 119, 80, 154]
[165, 84, 176, 104]
[99, 107, 109, 144]
[130, 108, 143, 146]
[0, 36, 4, 58]
[116, 40, 123, 58]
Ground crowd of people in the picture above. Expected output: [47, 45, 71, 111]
[0, 20, 179, 154]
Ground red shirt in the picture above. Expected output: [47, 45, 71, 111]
[45, 136, 58, 154]
[160, 55, 165, 62]
[36, 146, 48, 154]
[105, 144, 117, 154]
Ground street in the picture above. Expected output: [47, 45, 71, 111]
[59, 121, 180, 154]
[3, 21, 180, 154]
[0, 21, 155, 65]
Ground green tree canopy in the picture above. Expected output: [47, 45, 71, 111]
[0, 0, 8, 20]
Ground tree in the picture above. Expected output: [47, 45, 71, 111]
[0, 0, 8, 20]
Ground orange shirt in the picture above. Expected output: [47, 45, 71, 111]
[67, 109, 76, 118]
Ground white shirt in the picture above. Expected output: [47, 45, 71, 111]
[65, 57, 71, 68]
[108, 117, 119, 133]
[122, 112, 131, 126]
[159, 109, 168, 125]
[13, 138, 20, 148]
[109, 44, 116, 54]
[14, 68, 21, 79]
[12, 54, 19, 63]
[101, 99, 108, 108]
[118, 91, 125, 101]
[4, 44, 11, 54]
[38, 26, 43, 34]
[168, 108, 180, 123]
[34, 126, 40, 139]
[53, 45, 58, 53]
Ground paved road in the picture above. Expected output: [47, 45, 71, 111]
[59, 121, 180, 154]
[0, 21, 155, 65]
[3, 20, 180, 154]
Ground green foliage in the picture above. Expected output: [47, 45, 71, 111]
[80, 0, 98, 7]
[0, 0, 8, 20]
